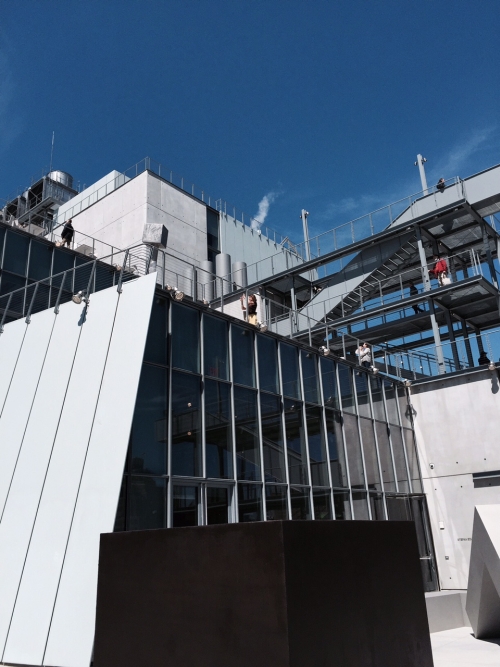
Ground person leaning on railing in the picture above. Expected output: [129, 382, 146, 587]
[436, 178, 446, 192]
[429, 255, 448, 287]
[57, 219, 74, 248]
[240, 293, 258, 326]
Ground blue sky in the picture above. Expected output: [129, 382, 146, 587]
[1, 0, 500, 243]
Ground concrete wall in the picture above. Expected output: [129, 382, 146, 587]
[55, 170, 127, 225]
[410, 368, 500, 589]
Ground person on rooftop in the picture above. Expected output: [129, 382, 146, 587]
[355, 342, 372, 369]
[429, 255, 448, 287]
[59, 218, 74, 248]
[478, 351, 490, 366]
[408, 281, 424, 314]
[240, 293, 258, 327]
[436, 178, 446, 192]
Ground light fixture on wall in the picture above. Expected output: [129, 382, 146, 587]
[259, 323, 268, 332]
[72, 290, 89, 305]
[166, 285, 184, 301]
[404, 379, 412, 387]
[371, 366, 379, 374]
[488, 361, 496, 372]
[319, 346, 330, 356]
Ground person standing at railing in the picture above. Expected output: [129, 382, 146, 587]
[478, 351, 491, 366]
[240, 293, 258, 327]
[429, 255, 448, 287]
[355, 342, 372, 370]
[58, 218, 74, 248]
[408, 281, 424, 314]
[436, 178, 446, 192]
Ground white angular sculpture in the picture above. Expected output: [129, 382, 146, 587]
[142, 223, 168, 249]
[466, 505, 500, 638]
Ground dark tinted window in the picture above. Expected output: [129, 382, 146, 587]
[257, 334, 278, 393]
[234, 386, 260, 481]
[204, 315, 228, 380]
[231, 325, 255, 387]
[171, 303, 199, 373]
[280, 343, 301, 399]
[171, 371, 202, 476]
[205, 379, 232, 479]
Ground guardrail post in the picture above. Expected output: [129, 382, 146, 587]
[54, 272, 67, 314]
[0, 293, 13, 334]
[25, 283, 39, 324]
[117, 249, 130, 294]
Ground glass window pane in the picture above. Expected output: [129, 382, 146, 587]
[352, 490, 370, 520]
[171, 371, 202, 476]
[173, 485, 199, 527]
[234, 386, 260, 481]
[386, 495, 411, 521]
[0, 272, 26, 296]
[370, 375, 386, 421]
[257, 334, 278, 393]
[290, 486, 311, 520]
[3, 231, 29, 275]
[205, 379, 233, 479]
[260, 394, 286, 483]
[390, 426, 409, 493]
[301, 350, 319, 404]
[398, 386, 413, 428]
[325, 409, 348, 488]
[280, 343, 301, 399]
[53, 248, 75, 275]
[313, 490, 332, 520]
[404, 428, 422, 493]
[305, 406, 329, 486]
[284, 399, 309, 485]
[384, 381, 400, 425]
[369, 492, 386, 520]
[320, 357, 339, 409]
[265, 485, 288, 520]
[144, 298, 168, 365]
[130, 364, 168, 475]
[171, 302, 200, 373]
[333, 491, 352, 520]
[28, 241, 52, 281]
[342, 412, 365, 489]
[204, 315, 228, 379]
[231, 325, 255, 387]
[359, 417, 381, 491]
[374, 421, 396, 492]
[206, 487, 230, 524]
[338, 364, 355, 412]
[113, 476, 127, 532]
[354, 372, 371, 418]
[128, 476, 166, 530]
[238, 483, 262, 522]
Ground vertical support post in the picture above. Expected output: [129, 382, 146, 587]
[117, 249, 129, 293]
[442, 307, 460, 370]
[415, 154, 428, 195]
[481, 222, 499, 289]
[460, 318, 474, 367]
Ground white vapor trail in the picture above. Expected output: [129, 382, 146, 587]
[251, 192, 277, 230]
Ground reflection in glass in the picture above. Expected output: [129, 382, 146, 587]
[305, 406, 329, 486]
[260, 394, 286, 483]
[386, 495, 411, 521]
[374, 421, 396, 492]
[173, 485, 199, 527]
[342, 412, 365, 488]
[383, 381, 400, 425]
[333, 491, 352, 520]
[301, 350, 320, 404]
[290, 486, 311, 520]
[205, 379, 232, 479]
[204, 315, 228, 379]
[403, 428, 422, 492]
[231, 325, 255, 387]
[370, 376, 386, 421]
[129, 476, 166, 530]
[354, 372, 371, 418]
[53, 247, 75, 276]
[359, 417, 381, 491]
[325, 409, 348, 488]
[398, 386, 413, 428]
[266, 485, 288, 520]
[284, 399, 309, 485]
[234, 387, 261, 481]
[390, 426, 409, 493]
[280, 343, 301, 399]
[352, 490, 370, 520]
[313, 490, 332, 520]
[171, 371, 202, 476]
[144, 299, 167, 365]
[369, 492, 386, 520]
[171, 303, 200, 373]
[338, 365, 355, 412]
[3, 231, 29, 275]
[0, 272, 25, 296]
[206, 487, 230, 524]
[238, 483, 262, 522]
[130, 364, 168, 475]
[28, 241, 52, 281]
[321, 357, 339, 409]
[257, 335, 278, 393]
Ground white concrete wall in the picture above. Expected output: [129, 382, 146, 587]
[0, 273, 156, 667]
[55, 170, 127, 225]
[410, 368, 500, 589]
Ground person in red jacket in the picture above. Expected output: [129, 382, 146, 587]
[429, 255, 448, 287]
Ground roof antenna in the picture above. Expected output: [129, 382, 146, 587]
[49, 131, 55, 174]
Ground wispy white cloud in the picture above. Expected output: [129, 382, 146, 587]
[430, 126, 498, 179]
[251, 190, 282, 230]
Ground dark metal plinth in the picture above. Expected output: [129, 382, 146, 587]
[94, 521, 433, 667]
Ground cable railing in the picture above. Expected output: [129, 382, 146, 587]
[0, 244, 151, 332]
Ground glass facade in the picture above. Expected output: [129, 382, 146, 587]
[117, 295, 432, 543]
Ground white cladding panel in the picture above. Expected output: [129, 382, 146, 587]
[0, 303, 84, 659]
[0, 308, 56, 518]
[0, 318, 28, 414]
[3, 289, 120, 666]
[43, 273, 156, 667]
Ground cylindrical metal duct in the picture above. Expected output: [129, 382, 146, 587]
[198, 260, 214, 302]
[232, 261, 248, 289]
[215, 253, 232, 297]
[48, 170, 74, 189]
